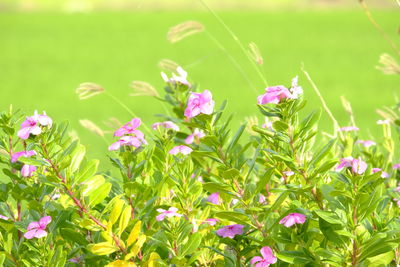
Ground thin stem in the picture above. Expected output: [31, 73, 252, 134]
[205, 31, 258, 95]
[105, 92, 151, 134]
[301, 65, 343, 139]
[198, 0, 269, 87]
[359, 0, 400, 57]
[41, 143, 127, 254]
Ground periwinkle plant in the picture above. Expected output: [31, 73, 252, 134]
[0, 67, 399, 267]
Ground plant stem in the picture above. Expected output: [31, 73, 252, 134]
[359, 0, 400, 57]
[105, 92, 151, 134]
[301, 66, 342, 139]
[41, 143, 127, 254]
[205, 31, 258, 95]
[198, 0, 269, 87]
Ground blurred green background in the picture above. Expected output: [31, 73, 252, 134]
[0, 0, 399, 168]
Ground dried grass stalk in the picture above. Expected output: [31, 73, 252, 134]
[79, 119, 104, 137]
[167, 21, 205, 43]
[130, 81, 159, 97]
[76, 82, 105, 100]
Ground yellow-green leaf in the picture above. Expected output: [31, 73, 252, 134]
[147, 252, 161, 267]
[118, 205, 132, 236]
[130, 235, 146, 257]
[127, 221, 142, 247]
[88, 242, 118, 256]
[106, 260, 137, 267]
[109, 199, 125, 225]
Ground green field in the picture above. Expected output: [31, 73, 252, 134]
[0, 10, 399, 167]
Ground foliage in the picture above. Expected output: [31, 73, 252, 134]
[0, 65, 400, 267]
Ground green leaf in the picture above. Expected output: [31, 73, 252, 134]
[0, 253, 5, 266]
[277, 251, 311, 264]
[18, 157, 50, 167]
[226, 124, 246, 153]
[215, 211, 250, 224]
[180, 233, 202, 256]
[296, 110, 321, 138]
[60, 228, 88, 246]
[88, 182, 112, 207]
[222, 168, 240, 179]
[73, 159, 99, 186]
[272, 120, 289, 132]
[309, 139, 336, 168]
[314, 210, 343, 225]
[81, 175, 105, 197]
[68, 144, 86, 173]
[364, 251, 395, 267]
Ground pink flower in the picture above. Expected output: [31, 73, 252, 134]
[108, 135, 146, 151]
[11, 150, 37, 163]
[394, 184, 400, 192]
[377, 119, 390, 125]
[352, 158, 367, 175]
[393, 164, 400, 170]
[216, 224, 244, 238]
[185, 128, 205, 144]
[279, 213, 306, 227]
[152, 121, 180, 131]
[113, 118, 141, 137]
[203, 218, 219, 226]
[257, 86, 291, 105]
[156, 207, 182, 221]
[251, 246, 277, 267]
[18, 111, 52, 139]
[21, 165, 37, 177]
[372, 168, 390, 178]
[0, 214, 9, 220]
[339, 126, 359, 132]
[169, 145, 193, 155]
[184, 90, 215, 118]
[355, 140, 376, 148]
[258, 194, 267, 204]
[11, 150, 38, 177]
[207, 192, 221, 205]
[161, 66, 190, 86]
[262, 118, 273, 130]
[336, 157, 367, 175]
[336, 157, 353, 171]
[24, 216, 52, 239]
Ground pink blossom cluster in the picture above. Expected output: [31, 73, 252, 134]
[336, 157, 367, 175]
[355, 140, 376, 148]
[152, 121, 180, 132]
[156, 207, 183, 221]
[18, 111, 52, 140]
[372, 168, 390, 178]
[185, 128, 205, 144]
[339, 126, 359, 132]
[257, 76, 303, 105]
[11, 150, 38, 177]
[169, 145, 193, 155]
[184, 90, 215, 118]
[109, 118, 147, 151]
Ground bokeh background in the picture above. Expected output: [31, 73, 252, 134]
[0, 0, 399, 168]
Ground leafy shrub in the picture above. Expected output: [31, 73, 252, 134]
[1, 66, 400, 267]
